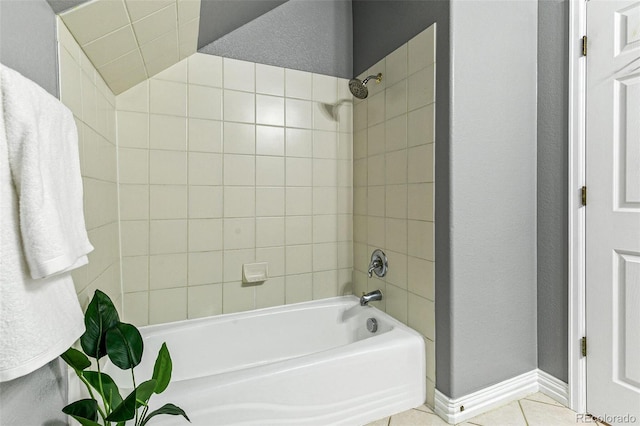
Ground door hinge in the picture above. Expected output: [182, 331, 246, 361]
[582, 36, 588, 56]
[581, 186, 587, 206]
[581, 336, 587, 357]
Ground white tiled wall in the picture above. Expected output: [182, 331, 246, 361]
[116, 54, 353, 326]
[352, 24, 436, 407]
[57, 19, 121, 312]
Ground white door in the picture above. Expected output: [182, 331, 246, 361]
[586, 0, 640, 423]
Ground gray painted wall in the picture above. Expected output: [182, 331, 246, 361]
[199, 0, 353, 78]
[198, 0, 287, 50]
[0, 2, 67, 424]
[444, 0, 538, 398]
[0, 0, 59, 97]
[537, 0, 569, 383]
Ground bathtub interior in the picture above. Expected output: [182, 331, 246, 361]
[104, 297, 396, 387]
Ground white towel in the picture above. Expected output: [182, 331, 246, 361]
[0, 64, 92, 382]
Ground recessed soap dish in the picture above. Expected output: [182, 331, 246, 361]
[242, 262, 268, 284]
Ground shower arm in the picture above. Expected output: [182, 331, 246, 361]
[362, 73, 383, 85]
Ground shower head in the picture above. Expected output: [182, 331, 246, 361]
[348, 73, 383, 99]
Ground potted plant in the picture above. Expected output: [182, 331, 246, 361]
[61, 290, 189, 426]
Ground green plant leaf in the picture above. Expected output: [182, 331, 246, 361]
[62, 399, 100, 426]
[80, 290, 120, 359]
[140, 403, 190, 426]
[152, 343, 172, 394]
[134, 379, 157, 408]
[83, 371, 123, 408]
[105, 322, 143, 370]
[105, 388, 137, 422]
[60, 347, 91, 371]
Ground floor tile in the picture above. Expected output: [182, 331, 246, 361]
[464, 401, 527, 426]
[365, 416, 389, 426]
[390, 409, 449, 425]
[520, 399, 578, 426]
[414, 404, 434, 414]
[523, 392, 564, 407]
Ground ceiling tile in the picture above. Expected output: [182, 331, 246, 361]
[141, 31, 179, 64]
[124, 0, 174, 22]
[146, 52, 181, 78]
[177, 0, 199, 24]
[132, 4, 178, 45]
[98, 49, 146, 83]
[61, 0, 130, 45]
[83, 25, 138, 68]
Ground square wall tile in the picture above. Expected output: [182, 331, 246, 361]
[152, 58, 187, 83]
[286, 158, 312, 187]
[189, 118, 222, 152]
[125, 0, 173, 22]
[256, 217, 285, 248]
[222, 281, 255, 314]
[188, 251, 223, 285]
[177, 0, 200, 25]
[313, 131, 337, 159]
[256, 277, 285, 309]
[408, 144, 434, 183]
[313, 159, 337, 187]
[313, 270, 338, 299]
[149, 287, 187, 324]
[285, 187, 313, 216]
[149, 114, 186, 150]
[408, 24, 436, 75]
[150, 150, 187, 184]
[118, 111, 148, 149]
[117, 80, 149, 112]
[188, 219, 223, 252]
[132, 4, 177, 45]
[257, 126, 285, 156]
[408, 220, 434, 261]
[188, 284, 223, 319]
[149, 185, 187, 219]
[256, 63, 284, 96]
[386, 184, 408, 219]
[150, 80, 187, 116]
[313, 187, 337, 215]
[367, 123, 385, 156]
[285, 245, 312, 275]
[188, 53, 222, 87]
[408, 183, 434, 221]
[408, 104, 435, 147]
[83, 25, 138, 68]
[385, 250, 408, 289]
[224, 90, 255, 123]
[223, 122, 255, 155]
[189, 85, 222, 120]
[149, 219, 187, 254]
[120, 184, 149, 220]
[223, 248, 255, 282]
[313, 215, 337, 243]
[312, 73, 338, 104]
[256, 187, 285, 217]
[407, 64, 435, 111]
[285, 216, 312, 245]
[122, 256, 148, 292]
[224, 186, 256, 218]
[256, 246, 285, 277]
[286, 273, 313, 304]
[285, 69, 312, 100]
[149, 253, 188, 289]
[189, 152, 223, 185]
[223, 58, 255, 92]
[285, 99, 312, 129]
[408, 256, 435, 301]
[286, 128, 312, 157]
[386, 80, 407, 119]
[385, 43, 408, 87]
[223, 218, 255, 249]
[120, 221, 149, 256]
[254, 156, 284, 187]
[223, 154, 255, 186]
[385, 283, 408, 324]
[123, 292, 149, 327]
[256, 95, 284, 126]
[367, 92, 385, 126]
[408, 294, 435, 340]
[189, 186, 223, 218]
[119, 148, 148, 184]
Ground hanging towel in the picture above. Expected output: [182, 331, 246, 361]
[0, 64, 92, 382]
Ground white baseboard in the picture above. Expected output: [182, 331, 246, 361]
[434, 369, 569, 424]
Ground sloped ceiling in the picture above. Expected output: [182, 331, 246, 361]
[49, 0, 287, 94]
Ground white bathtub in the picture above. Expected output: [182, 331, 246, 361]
[106, 296, 426, 425]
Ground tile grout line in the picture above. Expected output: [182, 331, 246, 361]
[518, 399, 531, 426]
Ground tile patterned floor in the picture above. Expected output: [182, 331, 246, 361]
[366, 393, 606, 425]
